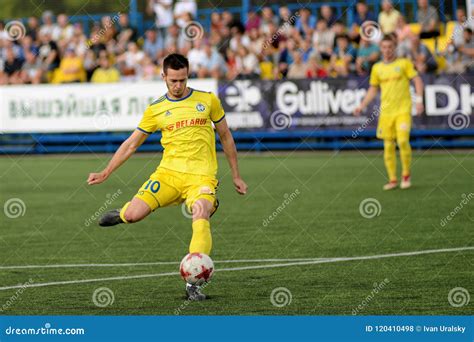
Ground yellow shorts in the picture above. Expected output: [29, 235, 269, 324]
[134, 167, 219, 213]
[376, 114, 412, 141]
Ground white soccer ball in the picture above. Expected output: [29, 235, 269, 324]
[179, 253, 214, 285]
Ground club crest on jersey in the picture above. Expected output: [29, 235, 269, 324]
[196, 103, 205, 112]
[394, 66, 401, 72]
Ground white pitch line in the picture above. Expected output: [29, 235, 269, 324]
[0, 258, 330, 270]
[0, 246, 472, 291]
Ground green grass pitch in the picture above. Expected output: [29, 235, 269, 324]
[0, 151, 472, 315]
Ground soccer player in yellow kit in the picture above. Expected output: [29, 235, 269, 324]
[87, 54, 248, 300]
[354, 35, 424, 190]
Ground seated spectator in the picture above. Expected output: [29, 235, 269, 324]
[320, 5, 337, 28]
[164, 23, 186, 51]
[312, 19, 335, 60]
[187, 39, 206, 77]
[245, 11, 261, 32]
[329, 34, 356, 76]
[116, 13, 138, 46]
[277, 39, 297, 77]
[229, 25, 250, 52]
[56, 14, 74, 43]
[306, 55, 328, 78]
[247, 27, 264, 56]
[147, 0, 173, 42]
[143, 29, 164, 62]
[83, 49, 98, 81]
[19, 36, 39, 60]
[117, 41, 144, 81]
[199, 44, 226, 78]
[300, 39, 314, 63]
[451, 9, 468, 47]
[39, 11, 60, 40]
[174, 0, 197, 28]
[395, 15, 414, 57]
[100, 16, 117, 44]
[235, 45, 260, 78]
[225, 48, 238, 80]
[58, 48, 84, 83]
[417, 0, 440, 39]
[26, 16, 40, 42]
[38, 32, 60, 72]
[350, 1, 377, 42]
[287, 50, 307, 79]
[141, 55, 159, 80]
[20, 49, 43, 84]
[260, 7, 278, 35]
[91, 54, 120, 83]
[0, 48, 23, 85]
[445, 28, 474, 74]
[356, 37, 380, 75]
[408, 35, 437, 73]
[378, 0, 401, 34]
[278, 6, 296, 38]
[295, 8, 317, 40]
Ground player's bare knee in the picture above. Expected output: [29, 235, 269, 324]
[124, 209, 144, 223]
[192, 200, 212, 220]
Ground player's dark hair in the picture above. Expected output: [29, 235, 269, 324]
[162, 53, 189, 74]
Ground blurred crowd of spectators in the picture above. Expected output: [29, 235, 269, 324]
[0, 0, 473, 85]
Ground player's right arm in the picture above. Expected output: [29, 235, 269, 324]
[87, 130, 149, 185]
[354, 63, 380, 116]
[354, 86, 379, 116]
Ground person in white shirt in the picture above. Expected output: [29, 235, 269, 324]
[174, 0, 198, 28]
[147, 0, 173, 41]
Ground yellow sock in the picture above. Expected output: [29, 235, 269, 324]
[383, 140, 397, 182]
[398, 139, 412, 177]
[119, 201, 131, 223]
[189, 219, 212, 255]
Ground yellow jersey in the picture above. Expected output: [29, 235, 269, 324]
[137, 88, 225, 177]
[369, 58, 418, 116]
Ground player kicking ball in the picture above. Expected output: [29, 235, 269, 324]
[354, 34, 424, 190]
[87, 54, 248, 300]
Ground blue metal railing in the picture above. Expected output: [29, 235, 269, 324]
[1, 129, 473, 154]
[10, 0, 455, 38]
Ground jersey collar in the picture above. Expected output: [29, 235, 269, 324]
[165, 88, 194, 102]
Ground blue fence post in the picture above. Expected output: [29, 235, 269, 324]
[242, 0, 250, 23]
[129, 0, 138, 29]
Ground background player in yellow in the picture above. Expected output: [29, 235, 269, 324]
[87, 54, 248, 300]
[354, 35, 424, 190]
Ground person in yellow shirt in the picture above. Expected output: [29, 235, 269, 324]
[378, 0, 401, 34]
[90, 55, 121, 83]
[87, 53, 248, 300]
[58, 48, 84, 83]
[354, 35, 424, 190]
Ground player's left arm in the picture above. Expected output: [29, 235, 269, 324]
[215, 118, 248, 195]
[406, 58, 425, 116]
